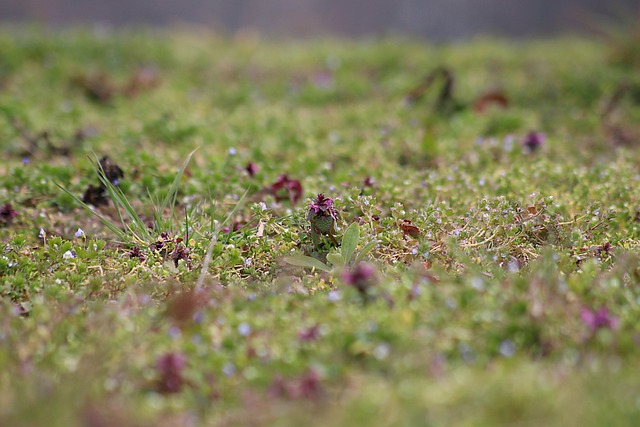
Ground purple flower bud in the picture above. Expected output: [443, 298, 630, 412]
[342, 263, 377, 297]
[245, 162, 258, 177]
[0, 203, 18, 226]
[581, 306, 619, 334]
[522, 131, 545, 152]
[297, 325, 320, 342]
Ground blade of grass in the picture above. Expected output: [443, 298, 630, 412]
[160, 148, 198, 226]
[97, 171, 152, 243]
[355, 240, 379, 263]
[196, 189, 249, 288]
[56, 184, 130, 243]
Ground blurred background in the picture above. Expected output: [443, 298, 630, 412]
[0, 0, 637, 40]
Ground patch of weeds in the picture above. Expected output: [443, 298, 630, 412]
[1, 29, 640, 427]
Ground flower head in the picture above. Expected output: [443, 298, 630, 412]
[522, 131, 545, 152]
[245, 162, 259, 177]
[307, 194, 338, 245]
[342, 262, 377, 298]
[128, 246, 145, 262]
[169, 243, 191, 268]
[297, 325, 320, 342]
[156, 352, 187, 394]
[581, 306, 619, 334]
[308, 193, 336, 217]
[0, 203, 18, 226]
[267, 369, 323, 400]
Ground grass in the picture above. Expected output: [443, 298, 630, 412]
[1, 26, 640, 426]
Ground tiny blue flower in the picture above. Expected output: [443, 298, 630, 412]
[238, 322, 251, 336]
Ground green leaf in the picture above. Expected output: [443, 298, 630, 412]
[355, 240, 379, 263]
[326, 252, 345, 268]
[283, 253, 331, 272]
[341, 222, 360, 264]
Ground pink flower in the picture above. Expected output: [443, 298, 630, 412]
[581, 306, 619, 334]
[245, 162, 258, 177]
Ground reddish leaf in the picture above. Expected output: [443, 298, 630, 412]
[270, 174, 303, 205]
[473, 90, 509, 113]
[123, 66, 161, 98]
[399, 219, 420, 238]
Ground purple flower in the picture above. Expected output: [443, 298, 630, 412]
[267, 369, 323, 400]
[245, 162, 259, 177]
[0, 203, 18, 226]
[581, 306, 619, 334]
[342, 263, 377, 298]
[308, 193, 336, 217]
[522, 131, 545, 152]
[311, 71, 334, 90]
[307, 193, 339, 246]
[293, 369, 322, 399]
[128, 246, 145, 262]
[363, 176, 375, 187]
[297, 325, 320, 342]
[169, 243, 191, 268]
[156, 352, 187, 394]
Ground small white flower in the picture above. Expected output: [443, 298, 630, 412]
[62, 250, 76, 260]
[38, 228, 46, 238]
[373, 343, 391, 360]
[228, 147, 237, 155]
[75, 228, 85, 238]
[244, 258, 252, 267]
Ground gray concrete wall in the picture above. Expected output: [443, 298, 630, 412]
[0, 0, 637, 40]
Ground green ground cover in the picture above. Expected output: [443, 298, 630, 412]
[1, 27, 640, 426]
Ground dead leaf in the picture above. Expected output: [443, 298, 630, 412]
[473, 90, 509, 113]
[399, 219, 420, 239]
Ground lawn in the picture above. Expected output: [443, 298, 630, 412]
[1, 26, 640, 426]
